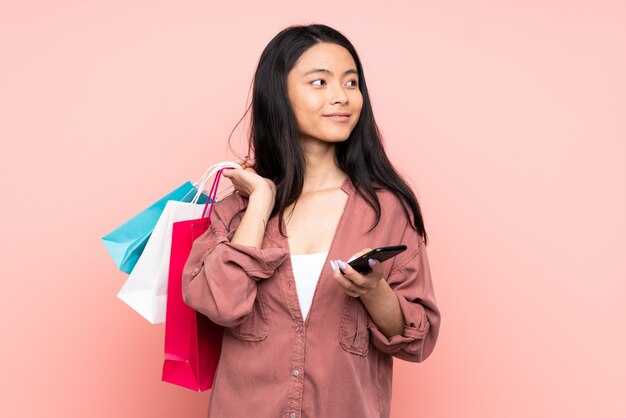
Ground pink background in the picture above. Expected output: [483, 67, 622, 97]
[1, 1, 625, 417]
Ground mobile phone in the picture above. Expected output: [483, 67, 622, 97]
[347, 245, 407, 274]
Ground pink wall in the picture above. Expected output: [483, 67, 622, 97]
[1, 1, 624, 417]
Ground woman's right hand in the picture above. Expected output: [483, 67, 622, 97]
[221, 158, 277, 199]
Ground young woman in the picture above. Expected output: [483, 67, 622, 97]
[182, 23, 441, 418]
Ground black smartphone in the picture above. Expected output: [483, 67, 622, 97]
[347, 244, 407, 274]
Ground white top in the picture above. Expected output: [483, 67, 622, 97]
[290, 251, 329, 321]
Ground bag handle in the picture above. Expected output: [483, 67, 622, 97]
[190, 161, 243, 205]
[202, 166, 236, 220]
[192, 161, 236, 189]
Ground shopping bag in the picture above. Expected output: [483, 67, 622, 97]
[115, 162, 238, 324]
[101, 182, 204, 274]
[162, 166, 233, 391]
[116, 200, 211, 323]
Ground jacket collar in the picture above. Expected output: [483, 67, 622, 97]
[340, 174, 355, 195]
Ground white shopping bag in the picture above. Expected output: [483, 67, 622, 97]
[116, 161, 242, 323]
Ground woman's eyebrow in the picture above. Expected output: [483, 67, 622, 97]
[303, 68, 358, 77]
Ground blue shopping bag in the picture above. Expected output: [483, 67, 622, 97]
[101, 181, 209, 274]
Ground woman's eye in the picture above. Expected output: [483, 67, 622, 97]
[310, 79, 358, 87]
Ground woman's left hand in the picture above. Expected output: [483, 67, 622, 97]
[330, 248, 384, 298]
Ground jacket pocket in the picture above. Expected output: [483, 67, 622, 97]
[339, 295, 370, 356]
[228, 291, 270, 342]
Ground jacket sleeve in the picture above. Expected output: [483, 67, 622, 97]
[366, 226, 441, 363]
[181, 198, 290, 328]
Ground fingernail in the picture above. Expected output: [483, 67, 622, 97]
[329, 260, 336, 271]
[368, 258, 377, 267]
[336, 260, 347, 271]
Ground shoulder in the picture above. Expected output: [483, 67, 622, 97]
[367, 181, 410, 219]
[364, 181, 424, 240]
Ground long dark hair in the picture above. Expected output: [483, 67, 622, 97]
[229, 23, 428, 245]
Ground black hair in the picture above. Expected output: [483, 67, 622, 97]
[228, 23, 428, 244]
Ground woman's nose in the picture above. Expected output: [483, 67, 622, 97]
[328, 81, 349, 104]
[331, 92, 349, 104]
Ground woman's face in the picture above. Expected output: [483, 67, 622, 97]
[287, 42, 363, 144]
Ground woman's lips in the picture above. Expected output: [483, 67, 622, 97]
[324, 115, 350, 122]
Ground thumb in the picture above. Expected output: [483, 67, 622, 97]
[368, 257, 385, 274]
[221, 168, 234, 177]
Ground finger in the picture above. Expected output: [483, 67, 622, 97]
[330, 260, 369, 297]
[238, 155, 255, 169]
[221, 168, 235, 177]
[334, 259, 368, 287]
[336, 259, 382, 289]
[333, 273, 360, 297]
[365, 258, 385, 280]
